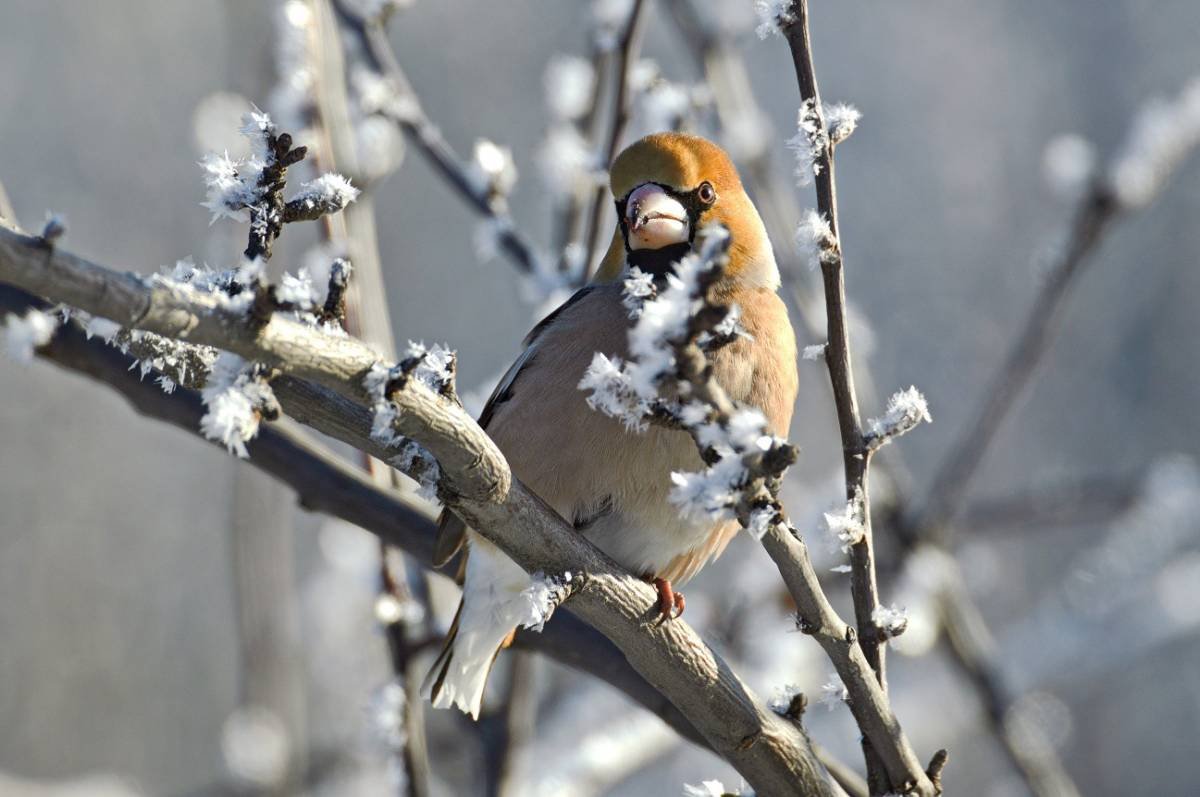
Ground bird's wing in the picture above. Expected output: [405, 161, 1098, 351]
[431, 286, 600, 568]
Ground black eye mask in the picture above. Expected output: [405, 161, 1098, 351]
[614, 182, 714, 277]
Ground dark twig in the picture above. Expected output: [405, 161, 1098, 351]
[494, 654, 538, 797]
[305, 6, 435, 790]
[245, 128, 308, 262]
[910, 188, 1119, 545]
[331, 0, 541, 276]
[580, 0, 650, 277]
[959, 473, 1142, 533]
[938, 582, 1080, 797]
[779, 4, 900, 791]
[589, 228, 934, 793]
[554, 44, 613, 277]
[319, 257, 352, 325]
[0, 227, 838, 797]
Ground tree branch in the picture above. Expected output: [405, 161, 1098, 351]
[0, 230, 835, 796]
[910, 189, 1119, 544]
[580, 0, 650, 277]
[779, 4, 912, 792]
[330, 0, 542, 277]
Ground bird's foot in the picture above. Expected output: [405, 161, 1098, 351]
[648, 575, 685, 620]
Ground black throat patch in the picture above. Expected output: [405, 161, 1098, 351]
[626, 242, 693, 278]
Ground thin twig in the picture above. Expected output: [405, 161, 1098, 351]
[910, 188, 1119, 544]
[330, 0, 541, 276]
[494, 654, 538, 797]
[938, 579, 1082, 797]
[779, 4, 897, 791]
[580, 0, 650, 277]
[308, 4, 435, 790]
[959, 473, 1142, 533]
[0, 230, 837, 797]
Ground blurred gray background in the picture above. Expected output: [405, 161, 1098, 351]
[1, 1, 1198, 795]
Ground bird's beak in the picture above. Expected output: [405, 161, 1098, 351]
[625, 183, 689, 250]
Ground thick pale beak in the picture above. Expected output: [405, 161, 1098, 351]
[625, 183, 689, 250]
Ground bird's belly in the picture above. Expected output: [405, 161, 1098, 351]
[581, 505, 714, 583]
[565, 424, 718, 582]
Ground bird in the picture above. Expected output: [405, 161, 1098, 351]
[423, 132, 799, 719]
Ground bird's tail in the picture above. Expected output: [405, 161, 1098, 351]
[421, 535, 526, 719]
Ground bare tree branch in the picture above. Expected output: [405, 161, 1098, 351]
[910, 189, 1119, 545]
[580, 0, 650, 276]
[330, 0, 542, 277]
[0, 230, 836, 797]
[958, 473, 1142, 533]
[0, 279, 771, 769]
[778, 4, 920, 792]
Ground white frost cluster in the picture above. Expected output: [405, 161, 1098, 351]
[2, 308, 58, 363]
[352, 67, 419, 123]
[1108, 76, 1200, 208]
[472, 139, 518, 199]
[201, 111, 275, 223]
[276, 267, 320, 309]
[127, 329, 218, 386]
[290, 173, 360, 216]
[402, 341, 455, 392]
[819, 674, 849, 711]
[65, 304, 218, 391]
[621, 266, 656, 318]
[579, 226, 733, 429]
[591, 0, 634, 50]
[391, 440, 441, 502]
[794, 208, 835, 271]
[1042, 133, 1096, 198]
[631, 60, 700, 133]
[872, 602, 909, 640]
[544, 55, 595, 121]
[767, 683, 805, 714]
[801, 342, 826, 361]
[152, 258, 254, 316]
[369, 679, 407, 752]
[473, 217, 513, 263]
[670, 455, 752, 522]
[81, 314, 121, 343]
[518, 571, 574, 632]
[363, 344, 455, 438]
[539, 124, 602, 195]
[41, 211, 67, 244]
[786, 99, 827, 187]
[866, 386, 932, 444]
[579, 227, 788, 535]
[824, 490, 865, 552]
[683, 780, 753, 797]
[641, 81, 694, 134]
[824, 102, 861, 145]
[220, 705, 289, 789]
[753, 0, 795, 40]
[200, 352, 277, 458]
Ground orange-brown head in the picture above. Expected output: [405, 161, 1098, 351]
[593, 132, 778, 289]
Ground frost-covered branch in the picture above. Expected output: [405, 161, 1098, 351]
[0, 228, 836, 797]
[776, 3, 937, 792]
[202, 111, 357, 262]
[579, 225, 937, 793]
[330, 0, 546, 283]
[910, 76, 1200, 545]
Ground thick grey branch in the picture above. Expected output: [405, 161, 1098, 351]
[0, 231, 833, 797]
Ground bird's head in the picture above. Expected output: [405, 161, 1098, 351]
[595, 132, 779, 289]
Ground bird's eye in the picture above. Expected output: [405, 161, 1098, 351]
[697, 181, 716, 205]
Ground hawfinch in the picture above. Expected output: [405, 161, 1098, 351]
[424, 132, 799, 718]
